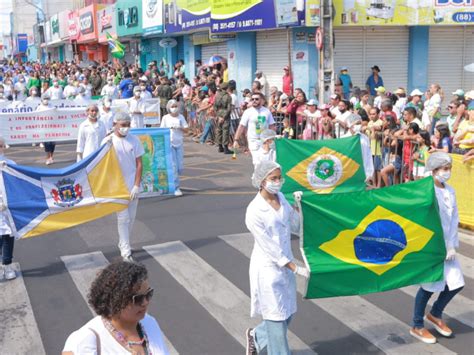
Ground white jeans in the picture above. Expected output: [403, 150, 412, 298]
[171, 145, 184, 188]
[116, 199, 139, 257]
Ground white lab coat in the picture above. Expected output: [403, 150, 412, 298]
[253, 148, 276, 167]
[421, 184, 464, 292]
[76, 119, 107, 160]
[245, 191, 299, 321]
[128, 97, 145, 128]
[359, 133, 374, 181]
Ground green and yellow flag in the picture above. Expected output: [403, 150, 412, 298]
[276, 136, 366, 200]
[299, 178, 445, 298]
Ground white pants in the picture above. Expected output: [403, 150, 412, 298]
[116, 199, 139, 257]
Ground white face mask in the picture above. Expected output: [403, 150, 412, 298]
[107, 80, 113, 85]
[104, 101, 111, 108]
[140, 86, 146, 91]
[134, 92, 141, 97]
[118, 127, 130, 136]
[263, 180, 282, 194]
[42, 99, 49, 105]
[169, 107, 179, 114]
[435, 171, 451, 183]
[269, 141, 276, 150]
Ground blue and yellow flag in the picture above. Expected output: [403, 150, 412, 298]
[0, 143, 130, 239]
[298, 178, 446, 298]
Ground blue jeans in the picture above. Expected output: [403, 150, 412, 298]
[253, 316, 292, 355]
[0, 234, 14, 265]
[171, 145, 184, 189]
[412, 285, 463, 328]
[200, 120, 212, 143]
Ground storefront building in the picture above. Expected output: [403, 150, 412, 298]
[116, 0, 143, 65]
[97, 4, 116, 60]
[77, 4, 107, 63]
[140, 0, 166, 70]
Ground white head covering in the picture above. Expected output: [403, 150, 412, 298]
[260, 129, 276, 143]
[426, 152, 452, 172]
[114, 111, 131, 123]
[252, 161, 281, 188]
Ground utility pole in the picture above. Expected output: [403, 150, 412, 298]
[23, 0, 48, 62]
[318, 0, 334, 105]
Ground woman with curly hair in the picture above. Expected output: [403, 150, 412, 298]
[62, 261, 169, 355]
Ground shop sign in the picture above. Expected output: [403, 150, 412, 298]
[49, 14, 61, 44]
[305, 0, 320, 27]
[275, 0, 299, 26]
[77, 5, 98, 43]
[16, 34, 28, 53]
[67, 10, 80, 41]
[210, 0, 277, 33]
[333, 0, 474, 26]
[142, 0, 164, 35]
[164, 0, 211, 34]
[80, 12, 94, 34]
[97, 5, 116, 42]
[295, 31, 306, 43]
[118, 6, 139, 28]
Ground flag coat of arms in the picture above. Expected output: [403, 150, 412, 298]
[298, 178, 446, 298]
[0, 142, 130, 239]
[276, 136, 366, 200]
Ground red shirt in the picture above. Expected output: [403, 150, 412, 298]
[282, 74, 293, 95]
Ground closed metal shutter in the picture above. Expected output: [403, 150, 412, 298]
[256, 29, 293, 91]
[177, 38, 185, 61]
[428, 26, 474, 100]
[334, 27, 409, 92]
[201, 42, 228, 64]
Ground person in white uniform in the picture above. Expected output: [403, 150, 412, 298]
[100, 76, 119, 100]
[160, 99, 189, 197]
[99, 97, 115, 132]
[63, 78, 77, 99]
[46, 79, 64, 100]
[233, 92, 276, 165]
[128, 86, 145, 128]
[410, 152, 464, 344]
[101, 112, 144, 262]
[245, 161, 308, 355]
[62, 261, 169, 355]
[14, 75, 27, 101]
[253, 129, 277, 166]
[76, 104, 107, 161]
[0, 137, 17, 280]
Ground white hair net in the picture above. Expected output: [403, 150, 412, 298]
[114, 111, 131, 123]
[426, 152, 452, 172]
[260, 129, 276, 143]
[166, 99, 179, 113]
[252, 161, 281, 188]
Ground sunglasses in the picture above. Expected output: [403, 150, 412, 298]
[447, 106, 454, 109]
[251, 98, 260, 101]
[132, 288, 154, 305]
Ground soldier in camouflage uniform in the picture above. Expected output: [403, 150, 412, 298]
[214, 82, 233, 154]
[155, 77, 173, 119]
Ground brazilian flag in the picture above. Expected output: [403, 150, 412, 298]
[276, 136, 366, 201]
[106, 32, 125, 59]
[299, 178, 445, 298]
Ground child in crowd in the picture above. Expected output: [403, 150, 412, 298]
[413, 130, 430, 179]
[366, 107, 383, 186]
[318, 104, 334, 140]
[302, 99, 320, 140]
[254, 129, 277, 165]
[282, 118, 294, 139]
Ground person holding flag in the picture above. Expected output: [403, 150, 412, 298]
[101, 112, 144, 262]
[245, 161, 308, 355]
[410, 152, 464, 344]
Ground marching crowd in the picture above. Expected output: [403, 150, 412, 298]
[0, 58, 471, 354]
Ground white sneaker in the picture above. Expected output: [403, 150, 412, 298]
[39, 143, 44, 148]
[123, 255, 135, 263]
[174, 188, 183, 197]
[45, 159, 51, 165]
[4, 264, 16, 280]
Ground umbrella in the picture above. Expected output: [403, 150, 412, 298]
[207, 55, 226, 67]
[464, 63, 474, 73]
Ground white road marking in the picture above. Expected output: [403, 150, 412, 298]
[144, 241, 315, 355]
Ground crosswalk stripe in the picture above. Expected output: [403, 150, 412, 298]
[457, 253, 474, 280]
[0, 263, 46, 355]
[401, 286, 474, 328]
[219, 233, 456, 355]
[143, 241, 316, 355]
[458, 231, 473, 246]
[61, 252, 179, 354]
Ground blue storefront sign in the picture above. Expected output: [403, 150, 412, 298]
[210, 0, 277, 33]
[17, 34, 28, 53]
